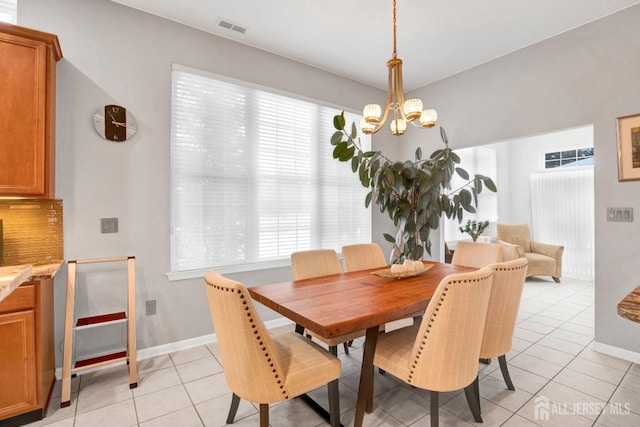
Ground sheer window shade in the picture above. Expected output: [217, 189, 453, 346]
[170, 66, 371, 276]
[443, 146, 499, 242]
[530, 167, 594, 280]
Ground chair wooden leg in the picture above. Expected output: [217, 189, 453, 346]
[499, 354, 515, 391]
[343, 341, 350, 355]
[430, 391, 439, 427]
[259, 403, 269, 427]
[226, 393, 241, 424]
[329, 345, 338, 356]
[328, 378, 341, 427]
[464, 376, 483, 422]
[552, 276, 561, 283]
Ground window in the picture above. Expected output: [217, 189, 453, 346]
[544, 147, 593, 169]
[169, 65, 371, 278]
[443, 146, 498, 243]
[0, 0, 16, 24]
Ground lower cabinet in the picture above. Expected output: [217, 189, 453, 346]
[0, 279, 55, 423]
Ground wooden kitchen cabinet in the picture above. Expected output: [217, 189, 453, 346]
[0, 279, 55, 423]
[0, 23, 62, 198]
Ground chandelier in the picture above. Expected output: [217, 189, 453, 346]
[361, 0, 437, 136]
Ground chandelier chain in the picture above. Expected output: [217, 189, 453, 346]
[392, 0, 397, 58]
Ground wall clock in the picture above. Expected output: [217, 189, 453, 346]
[93, 104, 137, 142]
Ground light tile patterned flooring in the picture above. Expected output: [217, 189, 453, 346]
[24, 277, 640, 426]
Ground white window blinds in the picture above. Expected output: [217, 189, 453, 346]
[170, 66, 371, 275]
[0, 0, 17, 23]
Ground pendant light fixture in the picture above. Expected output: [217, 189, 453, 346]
[361, 0, 437, 136]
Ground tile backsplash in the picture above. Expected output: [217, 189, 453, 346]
[0, 199, 63, 266]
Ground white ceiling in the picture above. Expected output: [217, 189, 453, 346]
[112, 0, 640, 91]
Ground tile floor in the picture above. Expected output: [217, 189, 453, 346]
[23, 276, 640, 427]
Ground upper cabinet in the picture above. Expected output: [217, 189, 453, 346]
[0, 23, 62, 198]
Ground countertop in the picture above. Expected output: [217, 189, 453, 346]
[0, 262, 63, 303]
[0, 264, 33, 303]
[618, 284, 640, 323]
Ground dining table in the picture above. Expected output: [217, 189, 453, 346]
[248, 260, 476, 427]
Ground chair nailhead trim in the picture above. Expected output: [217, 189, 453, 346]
[208, 278, 291, 399]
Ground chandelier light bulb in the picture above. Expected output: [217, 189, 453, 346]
[403, 99, 423, 121]
[390, 118, 407, 135]
[420, 109, 438, 128]
[360, 117, 376, 134]
[363, 104, 382, 123]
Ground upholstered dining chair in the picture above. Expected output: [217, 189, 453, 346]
[291, 249, 365, 355]
[451, 241, 504, 268]
[372, 267, 494, 427]
[479, 257, 529, 390]
[341, 243, 387, 272]
[204, 270, 341, 427]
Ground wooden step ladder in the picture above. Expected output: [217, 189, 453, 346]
[60, 256, 137, 407]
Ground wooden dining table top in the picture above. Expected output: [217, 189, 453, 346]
[249, 261, 476, 339]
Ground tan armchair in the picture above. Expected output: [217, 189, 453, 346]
[204, 271, 341, 427]
[372, 267, 494, 427]
[497, 223, 564, 283]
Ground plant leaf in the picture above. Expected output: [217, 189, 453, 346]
[440, 126, 449, 145]
[455, 167, 469, 180]
[332, 140, 347, 159]
[484, 177, 497, 192]
[330, 131, 342, 146]
[338, 146, 355, 161]
[383, 233, 395, 243]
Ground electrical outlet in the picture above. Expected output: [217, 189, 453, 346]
[101, 218, 118, 233]
[607, 207, 633, 222]
[146, 300, 157, 316]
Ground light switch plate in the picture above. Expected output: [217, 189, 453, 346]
[607, 207, 633, 222]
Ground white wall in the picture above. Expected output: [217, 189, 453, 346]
[488, 125, 594, 226]
[19, 0, 386, 364]
[408, 4, 640, 358]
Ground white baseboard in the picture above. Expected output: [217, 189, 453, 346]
[592, 340, 640, 364]
[55, 317, 294, 379]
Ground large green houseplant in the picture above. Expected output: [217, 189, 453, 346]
[331, 112, 496, 263]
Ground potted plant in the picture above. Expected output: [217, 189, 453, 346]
[330, 112, 496, 264]
[459, 219, 490, 242]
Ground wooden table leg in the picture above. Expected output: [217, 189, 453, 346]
[354, 326, 379, 427]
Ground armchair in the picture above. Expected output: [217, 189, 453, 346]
[497, 223, 564, 283]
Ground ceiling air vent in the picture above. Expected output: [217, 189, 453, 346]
[217, 18, 247, 35]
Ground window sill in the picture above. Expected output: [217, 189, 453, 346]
[166, 258, 292, 282]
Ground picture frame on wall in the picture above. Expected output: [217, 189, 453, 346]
[616, 113, 640, 181]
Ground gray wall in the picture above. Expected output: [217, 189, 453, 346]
[19, 0, 386, 364]
[407, 5, 640, 357]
